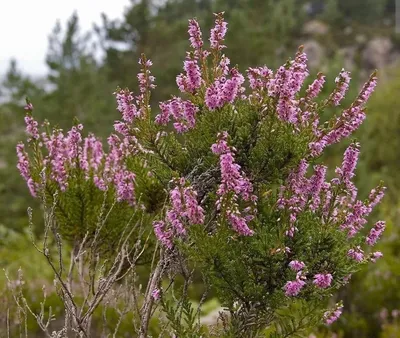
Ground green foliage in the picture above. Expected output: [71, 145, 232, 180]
[358, 67, 400, 203]
[162, 296, 205, 337]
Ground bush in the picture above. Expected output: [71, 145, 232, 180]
[12, 12, 387, 337]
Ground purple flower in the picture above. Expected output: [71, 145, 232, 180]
[366, 221, 385, 246]
[209, 12, 228, 50]
[212, 132, 256, 236]
[355, 73, 377, 106]
[205, 68, 245, 111]
[188, 19, 203, 51]
[155, 98, 199, 133]
[153, 220, 173, 249]
[370, 251, 383, 263]
[309, 165, 327, 211]
[305, 73, 325, 100]
[177, 55, 202, 94]
[151, 288, 161, 300]
[331, 69, 351, 106]
[247, 66, 273, 91]
[336, 143, 360, 184]
[24, 102, 34, 111]
[24, 115, 39, 140]
[154, 178, 204, 248]
[368, 185, 386, 209]
[114, 169, 136, 205]
[284, 272, 306, 296]
[348, 246, 364, 262]
[324, 303, 343, 325]
[313, 273, 333, 288]
[114, 89, 139, 123]
[289, 260, 306, 271]
[16, 143, 37, 197]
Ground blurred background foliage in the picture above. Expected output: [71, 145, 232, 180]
[1, 0, 399, 336]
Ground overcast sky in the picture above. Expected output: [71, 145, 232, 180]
[0, 0, 130, 76]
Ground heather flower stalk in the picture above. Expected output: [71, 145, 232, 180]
[324, 303, 344, 325]
[366, 221, 386, 246]
[17, 120, 138, 205]
[209, 12, 228, 51]
[305, 72, 326, 100]
[313, 273, 333, 288]
[188, 19, 203, 51]
[212, 132, 256, 236]
[155, 97, 199, 132]
[330, 68, 351, 106]
[284, 272, 307, 296]
[153, 178, 204, 249]
[289, 260, 306, 272]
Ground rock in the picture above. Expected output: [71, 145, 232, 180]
[200, 307, 228, 326]
[344, 26, 353, 35]
[389, 51, 400, 66]
[0, 159, 6, 169]
[338, 47, 357, 71]
[355, 34, 367, 45]
[302, 40, 325, 69]
[362, 37, 393, 69]
[303, 20, 329, 36]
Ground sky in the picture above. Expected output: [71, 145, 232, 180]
[0, 0, 131, 77]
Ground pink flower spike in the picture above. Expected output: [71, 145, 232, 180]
[313, 273, 333, 288]
[188, 19, 203, 50]
[370, 251, 383, 263]
[24, 102, 34, 111]
[284, 279, 306, 297]
[209, 12, 228, 51]
[324, 303, 343, 325]
[151, 288, 161, 300]
[289, 260, 306, 272]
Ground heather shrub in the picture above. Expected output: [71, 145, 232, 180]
[13, 12, 386, 337]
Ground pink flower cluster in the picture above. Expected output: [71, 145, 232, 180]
[16, 143, 38, 197]
[209, 12, 228, 50]
[333, 142, 360, 197]
[305, 73, 326, 100]
[177, 56, 202, 94]
[24, 115, 39, 140]
[366, 220, 386, 246]
[17, 116, 138, 205]
[285, 262, 333, 295]
[153, 178, 204, 249]
[330, 69, 351, 106]
[284, 271, 306, 297]
[289, 260, 306, 272]
[278, 143, 386, 241]
[324, 303, 343, 325]
[205, 68, 245, 110]
[273, 50, 309, 124]
[277, 159, 327, 237]
[309, 74, 377, 157]
[155, 97, 199, 133]
[348, 248, 383, 263]
[313, 273, 333, 288]
[211, 132, 257, 236]
[188, 19, 203, 51]
[247, 66, 273, 92]
[114, 56, 156, 137]
[115, 89, 139, 124]
[370, 251, 383, 263]
[348, 246, 364, 262]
